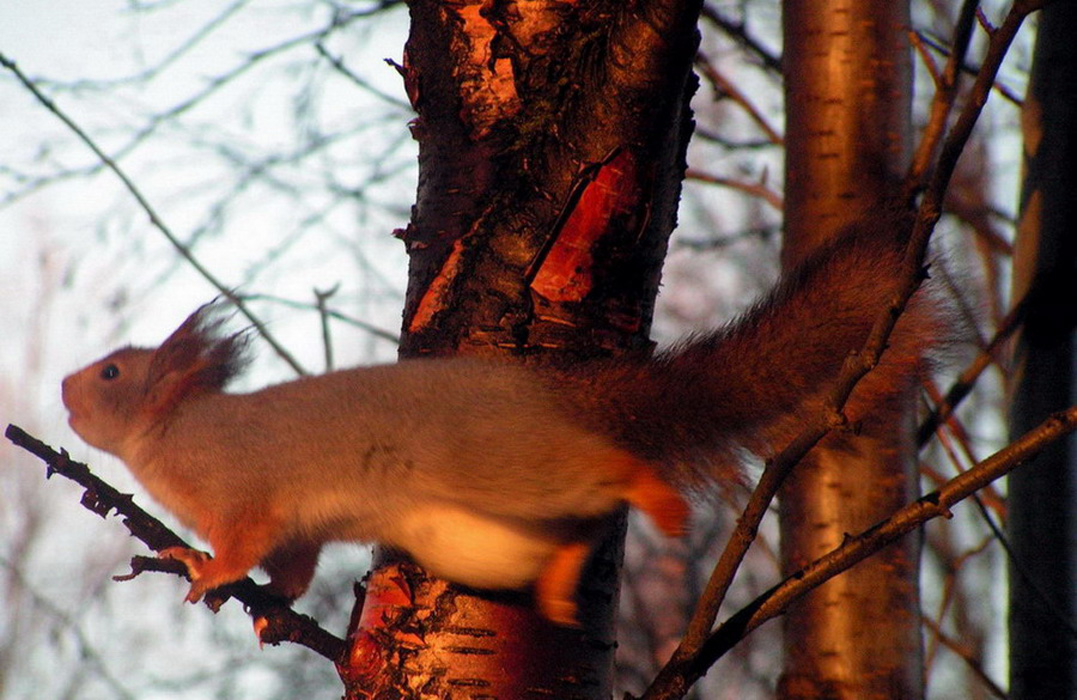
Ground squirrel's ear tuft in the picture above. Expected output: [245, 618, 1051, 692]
[144, 300, 251, 417]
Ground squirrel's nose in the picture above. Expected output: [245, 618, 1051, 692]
[60, 375, 75, 408]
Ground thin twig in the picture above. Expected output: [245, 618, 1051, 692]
[1, 19, 356, 211]
[915, 30, 1024, 107]
[314, 285, 340, 372]
[925, 382, 1006, 516]
[0, 555, 139, 699]
[911, 29, 944, 89]
[699, 6, 782, 75]
[41, 0, 251, 92]
[694, 51, 783, 145]
[241, 291, 401, 344]
[921, 529, 993, 690]
[0, 52, 306, 376]
[908, 0, 980, 187]
[315, 42, 413, 111]
[917, 290, 1030, 446]
[922, 614, 1008, 699]
[685, 168, 783, 210]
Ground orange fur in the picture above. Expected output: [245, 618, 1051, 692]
[61, 218, 948, 624]
[536, 542, 591, 626]
[549, 214, 954, 493]
[142, 302, 249, 421]
[623, 460, 689, 537]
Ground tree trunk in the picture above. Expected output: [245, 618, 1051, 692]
[336, 1, 702, 696]
[1008, 2, 1077, 698]
[778, 2, 923, 699]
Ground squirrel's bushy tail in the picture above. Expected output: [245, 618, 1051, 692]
[554, 216, 953, 491]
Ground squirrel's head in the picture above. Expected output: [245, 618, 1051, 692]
[62, 301, 250, 456]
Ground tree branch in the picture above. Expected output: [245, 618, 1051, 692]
[921, 614, 1008, 699]
[907, 0, 980, 188]
[699, 6, 782, 76]
[685, 167, 783, 211]
[0, 52, 305, 377]
[641, 406, 1077, 698]
[694, 50, 783, 145]
[4, 424, 346, 663]
[697, 405, 1077, 666]
[917, 289, 1029, 446]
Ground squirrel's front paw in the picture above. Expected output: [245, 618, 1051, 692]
[159, 546, 213, 602]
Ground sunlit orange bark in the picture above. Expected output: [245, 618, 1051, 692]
[779, 2, 922, 699]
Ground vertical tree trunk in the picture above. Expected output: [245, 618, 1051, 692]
[336, 1, 702, 696]
[1008, 3, 1077, 698]
[779, 2, 922, 699]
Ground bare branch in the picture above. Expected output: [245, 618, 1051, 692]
[917, 290, 1029, 445]
[240, 291, 400, 345]
[699, 6, 782, 76]
[314, 285, 340, 372]
[315, 42, 413, 111]
[684, 405, 1077, 691]
[914, 30, 1025, 107]
[685, 168, 782, 211]
[39, 0, 252, 92]
[0, 555, 139, 699]
[4, 424, 346, 662]
[922, 612, 1007, 698]
[0, 52, 306, 376]
[694, 51, 783, 145]
[908, 0, 980, 187]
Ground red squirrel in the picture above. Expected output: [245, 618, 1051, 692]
[61, 218, 945, 625]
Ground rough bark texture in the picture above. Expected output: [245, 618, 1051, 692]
[397, 0, 700, 359]
[778, 2, 924, 699]
[1008, 2, 1077, 697]
[337, 1, 702, 697]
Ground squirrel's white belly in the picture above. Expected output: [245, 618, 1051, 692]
[393, 505, 555, 589]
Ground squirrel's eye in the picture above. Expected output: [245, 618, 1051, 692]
[100, 364, 120, 380]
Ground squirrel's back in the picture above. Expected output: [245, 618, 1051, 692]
[130, 358, 664, 527]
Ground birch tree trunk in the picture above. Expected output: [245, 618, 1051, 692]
[779, 2, 923, 698]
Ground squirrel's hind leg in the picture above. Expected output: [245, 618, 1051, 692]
[262, 541, 322, 600]
[535, 541, 591, 626]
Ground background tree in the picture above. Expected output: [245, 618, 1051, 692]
[1008, 2, 1077, 698]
